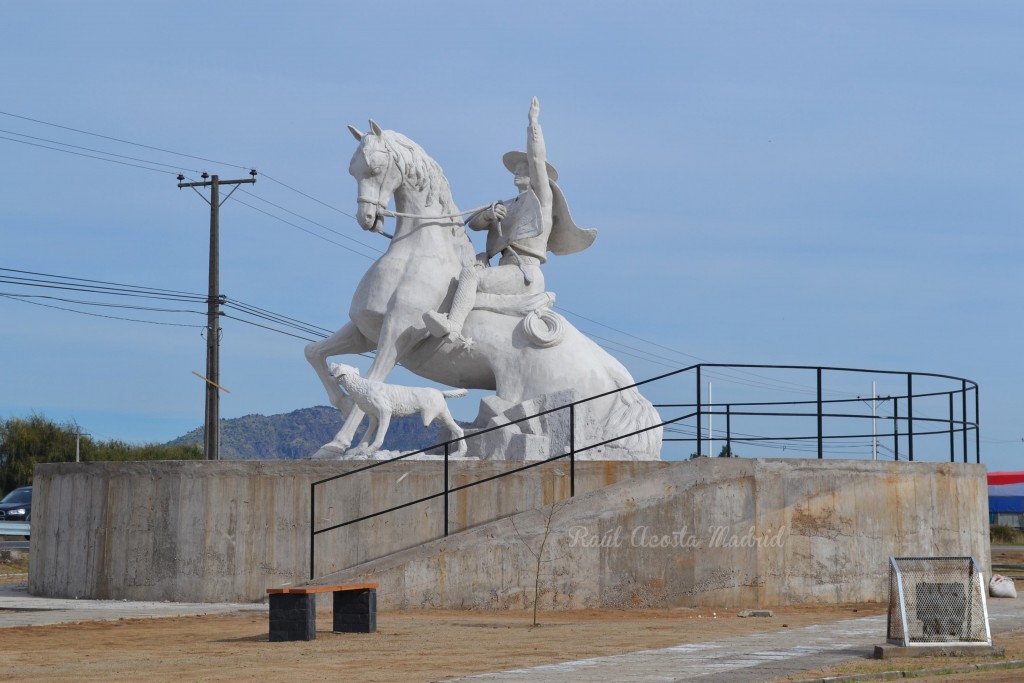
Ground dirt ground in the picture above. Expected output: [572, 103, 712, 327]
[992, 546, 1024, 573]
[2, 548, 1022, 682]
[0, 603, 880, 682]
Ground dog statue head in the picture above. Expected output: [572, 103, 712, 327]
[328, 363, 361, 383]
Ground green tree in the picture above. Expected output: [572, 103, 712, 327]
[0, 414, 78, 492]
[1, 414, 201, 492]
[717, 444, 739, 458]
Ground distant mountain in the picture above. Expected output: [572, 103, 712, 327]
[166, 406, 459, 460]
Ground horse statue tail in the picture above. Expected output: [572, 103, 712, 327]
[605, 367, 663, 458]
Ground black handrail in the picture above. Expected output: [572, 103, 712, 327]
[308, 363, 979, 581]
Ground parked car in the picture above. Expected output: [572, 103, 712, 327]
[0, 485, 32, 522]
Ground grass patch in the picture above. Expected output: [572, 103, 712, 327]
[992, 525, 1024, 545]
[0, 552, 29, 576]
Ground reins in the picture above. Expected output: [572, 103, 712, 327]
[356, 195, 497, 240]
[357, 196, 495, 220]
[357, 136, 494, 240]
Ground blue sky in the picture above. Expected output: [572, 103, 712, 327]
[1, 2, 1021, 468]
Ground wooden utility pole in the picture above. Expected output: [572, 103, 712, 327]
[178, 170, 257, 460]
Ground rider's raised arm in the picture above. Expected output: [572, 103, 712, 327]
[526, 97, 553, 207]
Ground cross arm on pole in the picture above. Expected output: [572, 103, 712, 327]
[177, 169, 257, 189]
[218, 180, 252, 206]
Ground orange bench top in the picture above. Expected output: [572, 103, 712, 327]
[267, 582, 378, 595]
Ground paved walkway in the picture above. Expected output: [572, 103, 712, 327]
[447, 599, 1024, 683]
[0, 582, 265, 627]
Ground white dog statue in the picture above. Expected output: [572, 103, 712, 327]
[328, 363, 468, 456]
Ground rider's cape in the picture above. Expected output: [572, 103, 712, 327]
[486, 181, 597, 259]
[547, 180, 597, 256]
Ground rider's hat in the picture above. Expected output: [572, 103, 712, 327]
[502, 151, 558, 182]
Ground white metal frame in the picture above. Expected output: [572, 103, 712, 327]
[888, 556, 991, 647]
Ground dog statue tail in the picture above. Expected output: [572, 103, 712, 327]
[441, 389, 469, 399]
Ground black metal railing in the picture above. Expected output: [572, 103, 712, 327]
[666, 364, 979, 463]
[308, 363, 979, 581]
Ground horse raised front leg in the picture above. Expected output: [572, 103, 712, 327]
[304, 321, 374, 451]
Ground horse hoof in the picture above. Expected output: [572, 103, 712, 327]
[312, 443, 347, 460]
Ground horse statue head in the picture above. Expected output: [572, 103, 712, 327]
[347, 120, 457, 237]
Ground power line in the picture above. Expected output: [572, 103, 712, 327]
[0, 268, 209, 303]
[0, 266, 332, 340]
[0, 293, 206, 328]
[231, 196, 380, 260]
[0, 292, 206, 316]
[0, 278, 207, 304]
[1, 110, 379, 255]
[0, 134, 181, 175]
[0, 110, 252, 170]
[0, 113, 382, 259]
[221, 313, 323, 344]
[0, 128, 202, 173]
[557, 304, 855, 397]
[222, 300, 334, 337]
[263, 173, 363, 222]
[237, 188, 377, 251]
[0, 266, 204, 296]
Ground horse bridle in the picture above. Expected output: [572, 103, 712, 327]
[355, 136, 498, 239]
[356, 144, 397, 239]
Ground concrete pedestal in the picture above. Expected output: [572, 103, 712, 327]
[268, 593, 316, 642]
[333, 588, 376, 633]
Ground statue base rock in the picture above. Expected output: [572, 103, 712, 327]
[466, 390, 661, 461]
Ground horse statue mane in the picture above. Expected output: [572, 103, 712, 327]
[374, 129, 456, 216]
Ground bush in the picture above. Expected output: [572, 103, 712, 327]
[990, 524, 1024, 545]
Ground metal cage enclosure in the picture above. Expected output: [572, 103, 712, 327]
[887, 556, 991, 647]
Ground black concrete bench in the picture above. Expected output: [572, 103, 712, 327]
[266, 582, 378, 641]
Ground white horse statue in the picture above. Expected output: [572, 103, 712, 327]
[305, 120, 662, 459]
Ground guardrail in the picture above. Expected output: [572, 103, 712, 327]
[308, 362, 979, 581]
[0, 521, 30, 537]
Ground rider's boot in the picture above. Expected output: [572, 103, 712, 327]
[424, 266, 478, 338]
[423, 310, 458, 337]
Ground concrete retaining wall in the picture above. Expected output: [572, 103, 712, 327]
[326, 458, 990, 609]
[28, 458, 989, 608]
[28, 459, 666, 602]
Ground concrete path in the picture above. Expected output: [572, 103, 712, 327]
[0, 582, 265, 628]
[447, 599, 1024, 683]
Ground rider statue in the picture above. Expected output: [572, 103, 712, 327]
[423, 97, 596, 340]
